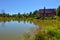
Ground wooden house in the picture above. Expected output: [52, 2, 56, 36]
[39, 8, 56, 18]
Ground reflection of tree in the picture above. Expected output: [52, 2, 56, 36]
[24, 20, 26, 24]
[29, 20, 33, 24]
[1, 22, 5, 27]
[18, 20, 21, 23]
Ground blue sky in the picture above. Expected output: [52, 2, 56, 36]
[0, 0, 60, 14]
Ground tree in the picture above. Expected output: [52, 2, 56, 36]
[57, 6, 60, 17]
[12, 14, 17, 17]
[33, 10, 40, 18]
[29, 12, 33, 17]
[33, 10, 38, 15]
[18, 12, 21, 18]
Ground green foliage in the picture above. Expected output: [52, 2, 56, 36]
[45, 26, 60, 40]
[57, 6, 60, 16]
[32, 10, 40, 18]
[35, 35, 44, 40]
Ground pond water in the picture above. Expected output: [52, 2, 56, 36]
[0, 21, 38, 40]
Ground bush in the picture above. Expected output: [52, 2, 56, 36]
[45, 25, 60, 40]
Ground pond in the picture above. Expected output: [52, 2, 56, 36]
[0, 20, 38, 40]
[0, 19, 59, 40]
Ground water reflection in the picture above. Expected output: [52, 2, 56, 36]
[0, 20, 38, 40]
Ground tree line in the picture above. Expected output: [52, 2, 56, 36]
[0, 10, 40, 19]
[0, 6, 60, 19]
